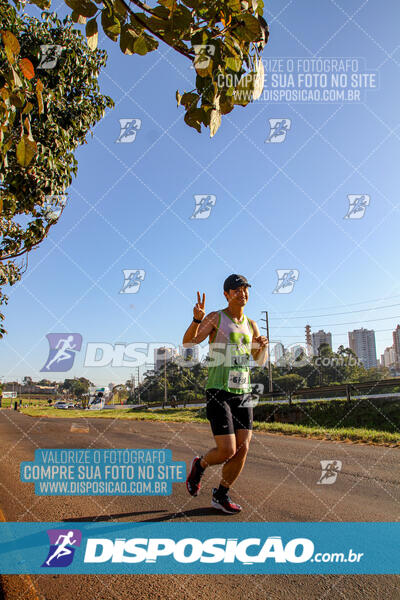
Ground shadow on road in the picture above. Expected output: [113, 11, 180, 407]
[63, 507, 220, 522]
[63, 509, 167, 522]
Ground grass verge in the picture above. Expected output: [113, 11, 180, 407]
[15, 406, 400, 447]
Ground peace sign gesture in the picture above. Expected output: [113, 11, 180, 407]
[194, 291, 206, 322]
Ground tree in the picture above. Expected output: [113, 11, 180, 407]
[47, 0, 268, 136]
[1, 0, 269, 336]
[0, 3, 114, 335]
[274, 374, 305, 405]
[60, 376, 92, 398]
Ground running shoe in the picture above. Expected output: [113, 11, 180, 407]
[211, 488, 242, 514]
[186, 456, 204, 496]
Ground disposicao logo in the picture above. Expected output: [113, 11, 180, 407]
[42, 529, 82, 567]
[83, 536, 314, 564]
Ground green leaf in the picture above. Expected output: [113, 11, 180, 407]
[119, 24, 137, 54]
[86, 18, 98, 49]
[71, 10, 87, 24]
[65, 0, 98, 18]
[227, 0, 242, 11]
[16, 135, 37, 167]
[9, 93, 24, 108]
[219, 93, 234, 115]
[180, 92, 199, 110]
[233, 72, 255, 106]
[184, 108, 202, 133]
[101, 8, 121, 41]
[235, 14, 263, 42]
[133, 33, 158, 55]
[225, 56, 242, 72]
[158, 0, 177, 11]
[114, 0, 128, 18]
[133, 35, 148, 55]
[193, 51, 213, 77]
[31, 0, 51, 7]
[171, 6, 192, 31]
[152, 6, 170, 18]
[1, 31, 20, 64]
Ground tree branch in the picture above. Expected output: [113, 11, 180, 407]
[119, 0, 195, 60]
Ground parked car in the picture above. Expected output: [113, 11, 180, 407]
[67, 403, 76, 409]
[54, 401, 68, 409]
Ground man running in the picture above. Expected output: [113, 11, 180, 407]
[182, 274, 268, 514]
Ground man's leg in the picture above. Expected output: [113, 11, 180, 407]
[200, 433, 236, 469]
[219, 428, 252, 487]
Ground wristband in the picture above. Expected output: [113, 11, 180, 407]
[193, 317, 203, 324]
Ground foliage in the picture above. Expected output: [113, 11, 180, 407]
[59, 376, 92, 397]
[0, 2, 114, 335]
[273, 373, 305, 404]
[56, 0, 269, 136]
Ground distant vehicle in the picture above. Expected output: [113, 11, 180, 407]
[67, 403, 75, 409]
[54, 401, 68, 409]
[88, 396, 105, 410]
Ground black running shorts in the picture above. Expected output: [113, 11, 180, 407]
[205, 388, 253, 436]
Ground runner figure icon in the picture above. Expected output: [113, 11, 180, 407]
[43, 335, 76, 371]
[45, 531, 77, 566]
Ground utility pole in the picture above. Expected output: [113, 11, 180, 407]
[130, 372, 135, 403]
[135, 366, 141, 403]
[261, 311, 273, 393]
[164, 349, 167, 408]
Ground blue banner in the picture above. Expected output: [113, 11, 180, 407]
[0, 522, 398, 574]
[20, 449, 186, 496]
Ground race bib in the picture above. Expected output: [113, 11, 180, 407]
[228, 370, 249, 389]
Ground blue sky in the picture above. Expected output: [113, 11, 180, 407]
[1, 0, 400, 386]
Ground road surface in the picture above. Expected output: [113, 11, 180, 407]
[0, 409, 398, 600]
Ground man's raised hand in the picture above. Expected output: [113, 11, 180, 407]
[194, 291, 206, 322]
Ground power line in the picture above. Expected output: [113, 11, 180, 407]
[273, 315, 400, 329]
[276, 327, 395, 339]
[270, 302, 400, 320]
[267, 293, 400, 316]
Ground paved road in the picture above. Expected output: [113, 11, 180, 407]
[0, 410, 398, 600]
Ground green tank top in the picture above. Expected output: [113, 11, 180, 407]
[205, 308, 254, 394]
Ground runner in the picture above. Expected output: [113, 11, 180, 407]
[182, 274, 268, 514]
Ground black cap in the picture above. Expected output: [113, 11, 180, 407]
[223, 274, 252, 292]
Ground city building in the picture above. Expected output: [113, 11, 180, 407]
[179, 345, 200, 363]
[311, 330, 332, 355]
[381, 346, 396, 368]
[392, 325, 400, 368]
[154, 346, 178, 371]
[305, 324, 312, 355]
[348, 328, 377, 369]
